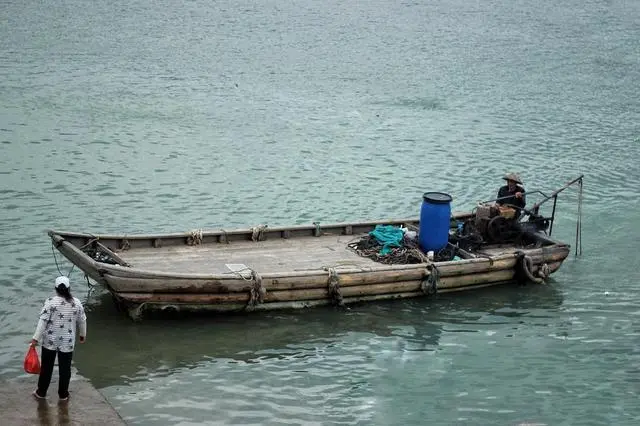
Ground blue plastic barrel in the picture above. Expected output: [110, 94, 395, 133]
[419, 192, 453, 253]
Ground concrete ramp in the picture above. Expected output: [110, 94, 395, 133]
[0, 377, 125, 425]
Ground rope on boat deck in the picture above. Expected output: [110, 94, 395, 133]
[347, 235, 438, 264]
[515, 251, 549, 284]
[246, 270, 266, 311]
[251, 224, 268, 242]
[129, 302, 147, 321]
[325, 267, 344, 307]
[187, 229, 203, 246]
[421, 263, 439, 296]
[538, 263, 551, 280]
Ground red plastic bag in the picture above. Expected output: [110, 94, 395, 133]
[24, 345, 41, 374]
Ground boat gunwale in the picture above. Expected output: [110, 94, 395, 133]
[46, 216, 434, 241]
[46, 212, 568, 249]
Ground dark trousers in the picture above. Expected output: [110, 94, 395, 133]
[37, 347, 73, 398]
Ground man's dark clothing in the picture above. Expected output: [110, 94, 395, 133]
[497, 185, 526, 209]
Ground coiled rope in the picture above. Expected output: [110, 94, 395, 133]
[421, 263, 439, 295]
[220, 229, 229, 244]
[251, 224, 268, 242]
[538, 263, 551, 281]
[325, 267, 344, 307]
[227, 266, 266, 310]
[187, 229, 203, 246]
[515, 251, 546, 284]
[347, 235, 451, 264]
[246, 270, 266, 310]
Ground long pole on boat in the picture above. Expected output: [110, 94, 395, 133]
[530, 174, 584, 256]
[482, 175, 585, 254]
[482, 175, 584, 210]
[530, 174, 584, 211]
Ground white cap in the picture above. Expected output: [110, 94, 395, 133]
[55, 276, 70, 289]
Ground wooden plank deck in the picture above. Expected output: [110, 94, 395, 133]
[117, 233, 381, 275]
[473, 245, 534, 257]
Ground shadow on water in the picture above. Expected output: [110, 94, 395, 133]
[74, 283, 564, 389]
[432, 280, 566, 322]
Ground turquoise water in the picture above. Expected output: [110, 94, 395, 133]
[1, 0, 639, 424]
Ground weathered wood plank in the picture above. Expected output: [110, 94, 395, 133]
[264, 281, 425, 302]
[107, 234, 567, 277]
[439, 269, 515, 288]
[117, 234, 376, 274]
[104, 258, 527, 294]
[112, 268, 517, 304]
[115, 281, 515, 315]
[105, 269, 427, 293]
[105, 275, 255, 293]
[122, 292, 250, 304]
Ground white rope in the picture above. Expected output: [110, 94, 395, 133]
[246, 270, 266, 310]
[251, 224, 268, 242]
[324, 267, 344, 306]
[187, 229, 203, 246]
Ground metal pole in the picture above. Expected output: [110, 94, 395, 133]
[548, 195, 558, 236]
[482, 190, 548, 205]
[530, 175, 584, 211]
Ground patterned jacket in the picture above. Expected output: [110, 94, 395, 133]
[33, 295, 87, 352]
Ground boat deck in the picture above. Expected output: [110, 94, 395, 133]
[117, 233, 382, 275]
[115, 232, 537, 276]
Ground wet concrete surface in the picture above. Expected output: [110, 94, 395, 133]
[0, 376, 125, 425]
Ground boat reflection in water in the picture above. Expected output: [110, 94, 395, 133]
[74, 283, 564, 389]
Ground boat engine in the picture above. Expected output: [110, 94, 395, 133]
[473, 203, 520, 243]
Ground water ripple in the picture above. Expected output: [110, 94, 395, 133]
[1, 0, 640, 424]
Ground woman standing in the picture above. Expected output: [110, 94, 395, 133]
[31, 276, 87, 401]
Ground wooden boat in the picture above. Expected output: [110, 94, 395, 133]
[48, 177, 583, 320]
[47, 216, 567, 320]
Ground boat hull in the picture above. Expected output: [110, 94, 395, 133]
[48, 214, 570, 319]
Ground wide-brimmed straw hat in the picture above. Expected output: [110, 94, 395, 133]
[502, 172, 522, 184]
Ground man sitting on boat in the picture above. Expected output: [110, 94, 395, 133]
[497, 172, 526, 209]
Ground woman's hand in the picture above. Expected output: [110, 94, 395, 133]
[30, 339, 38, 347]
